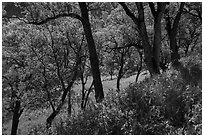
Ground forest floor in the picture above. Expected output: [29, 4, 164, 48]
[2, 71, 150, 135]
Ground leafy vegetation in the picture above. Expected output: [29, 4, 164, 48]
[12, 65, 201, 135]
[2, 2, 202, 135]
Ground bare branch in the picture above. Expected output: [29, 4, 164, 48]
[111, 43, 143, 51]
[119, 2, 139, 25]
[28, 13, 83, 25]
[2, 16, 28, 23]
[42, 67, 56, 112]
[136, 3, 145, 22]
[3, 12, 83, 25]
[172, 2, 185, 31]
[183, 8, 201, 20]
[4, 56, 25, 68]
[2, 75, 9, 81]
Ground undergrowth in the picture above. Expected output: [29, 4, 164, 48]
[22, 57, 202, 135]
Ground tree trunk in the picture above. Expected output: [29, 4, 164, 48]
[84, 81, 94, 110]
[152, 3, 166, 74]
[46, 109, 58, 128]
[153, 21, 162, 74]
[170, 33, 180, 67]
[110, 73, 113, 80]
[116, 51, 124, 91]
[135, 50, 143, 82]
[67, 91, 72, 116]
[46, 89, 72, 128]
[166, 18, 180, 68]
[11, 100, 23, 135]
[46, 59, 79, 128]
[116, 71, 122, 91]
[46, 89, 73, 128]
[79, 2, 104, 103]
[165, 3, 184, 68]
[80, 74, 86, 110]
[120, 2, 165, 76]
[137, 18, 158, 76]
[136, 3, 161, 76]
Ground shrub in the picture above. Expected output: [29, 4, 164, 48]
[53, 90, 126, 135]
[179, 55, 202, 86]
[52, 62, 201, 135]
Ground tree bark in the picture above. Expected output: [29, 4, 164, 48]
[116, 50, 124, 91]
[110, 73, 113, 80]
[79, 2, 104, 103]
[137, 3, 160, 76]
[84, 81, 94, 110]
[150, 3, 166, 73]
[46, 106, 64, 128]
[135, 50, 143, 82]
[80, 73, 86, 110]
[169, 31, 180, 67]
[165, 3, 184, 68]
[46, 56, 79, 128]
[46, 79, 77, 128]
[11, 100, 23, 135]
[120, 2, 161, 76]
[67, 91, 72, 116]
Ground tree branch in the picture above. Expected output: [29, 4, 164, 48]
[119, 2, 139, 25]
[111, 43, 143, 51]
[2, 75, 9, 81]
[2, 16, 28, 23]
[28, 13, 83, 25]
[149, 2, 156, 18]
[136, 2, 145, 22]
[42, 67, 56, 112]
[195, 8, 202, 21]
[172, 2, 185, 31]
[183, 8, 201, 19]
[4, 56, 25, 68]
[84, 80, 94, 109]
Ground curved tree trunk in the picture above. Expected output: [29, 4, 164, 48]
[46, 56, 79, 128]
[79, 2, 104, 103]
[46, 79, 77, 128]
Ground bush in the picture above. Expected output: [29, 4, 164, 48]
[53, 90, 126, 135]
[179, 55, 202, 86]
[52, 60, 201, 135]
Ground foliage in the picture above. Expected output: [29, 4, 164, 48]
[2, 2, 202, 135]
[47, 58, 201, 134]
